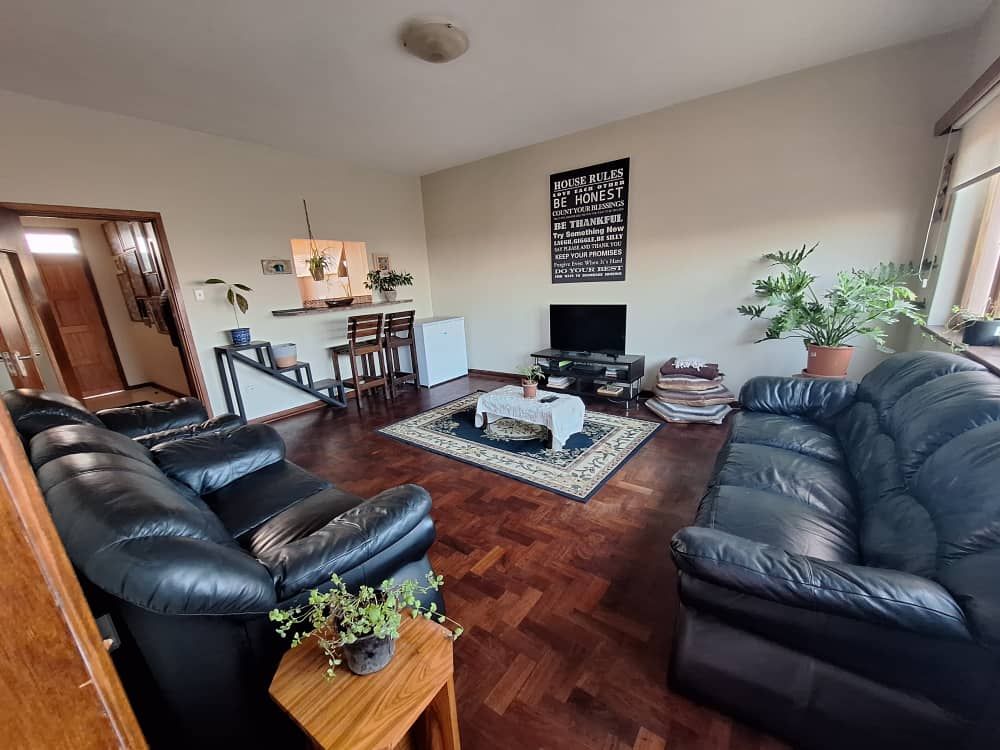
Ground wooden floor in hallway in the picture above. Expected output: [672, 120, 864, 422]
[270, 374, 787, 750]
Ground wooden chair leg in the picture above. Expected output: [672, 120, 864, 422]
[378, 349, 391, 401]
[349, 352, 363, 413]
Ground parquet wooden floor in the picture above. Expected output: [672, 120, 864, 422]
[272, 375, 789, 750]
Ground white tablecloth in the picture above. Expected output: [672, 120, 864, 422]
[474, 385, 585, 450]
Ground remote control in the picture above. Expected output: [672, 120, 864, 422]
[539, 395, 558, 403]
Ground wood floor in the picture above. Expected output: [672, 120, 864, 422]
[272, 375, 787, 750]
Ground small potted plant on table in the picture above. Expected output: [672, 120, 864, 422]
[206, 278, 253, 345]
[518, 363, 544, 398]
[269, 572, 462, 679]
[738, 244, 925, 377]
[947, 299, 1000, 347]
[364, 269, 414, 302]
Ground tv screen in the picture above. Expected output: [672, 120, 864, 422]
[549, 304, 626, 354]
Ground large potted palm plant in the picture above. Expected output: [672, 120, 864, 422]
[738, 244, 925, 377]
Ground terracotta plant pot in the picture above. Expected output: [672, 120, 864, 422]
[522, 380, 538, 399]
[342, 635, 396, 676]
[805, 344, 853, 377]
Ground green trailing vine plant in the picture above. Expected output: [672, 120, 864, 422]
[737, 243, 925, 352]
[205, 278, 252, 328]
[269, 571, 463, 680]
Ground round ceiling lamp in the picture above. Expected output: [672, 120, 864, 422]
[400, 21, 469, 63]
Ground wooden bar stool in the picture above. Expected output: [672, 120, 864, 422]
[331, 313, 390, 412]
[383, 310, 420, 398]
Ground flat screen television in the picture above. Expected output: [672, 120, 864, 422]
[549, 304, 626, 354]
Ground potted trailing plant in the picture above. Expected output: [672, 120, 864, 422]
[206, 278, 253, 345]
[738, 244, 925, 377]
[269, 572, 463, 679]
[307, 246, 331, 282]
[518, 363, 544, 398]
[946, 299, 1000, 347]
[364, 269, 414, 302]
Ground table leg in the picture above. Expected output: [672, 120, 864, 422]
[420, 676, 460, 750]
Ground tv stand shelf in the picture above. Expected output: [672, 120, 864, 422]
[530, 349, 645, 407]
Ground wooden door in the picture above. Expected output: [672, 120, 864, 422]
[34, 250, 124, 397]
[0, 252, 44, 389]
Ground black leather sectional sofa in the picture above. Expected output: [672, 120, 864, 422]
[4, 390, 442, 747]
[670, 351, 1000, 750]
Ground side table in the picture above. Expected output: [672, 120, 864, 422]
[269, 617, 460, 750]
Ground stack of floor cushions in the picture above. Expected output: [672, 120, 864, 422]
[645, 357, 736, 424]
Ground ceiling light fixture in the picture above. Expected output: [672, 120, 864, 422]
[400, 21, 469, 63]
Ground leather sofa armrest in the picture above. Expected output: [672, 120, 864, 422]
[739, 376, 857, 423]
[671, 527, 970, 640]
[97, 397, 209, 438]
[134, 413, 244, 448]
[258, 484, 433, 600]
[150, 424, 285, 495]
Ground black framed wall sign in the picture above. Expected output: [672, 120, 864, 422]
[550, 157, 629, 283]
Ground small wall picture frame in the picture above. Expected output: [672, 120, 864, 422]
[373, 254, 391, 272]
[261, 258, 293, 275]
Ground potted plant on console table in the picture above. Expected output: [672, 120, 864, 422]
[737, 243, 925, 377]
[206, 277, 253, 345]
[364, 269, 414, 302]
[269, 572, 462, 678]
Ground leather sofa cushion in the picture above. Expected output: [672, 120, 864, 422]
[258, 484, 433, 600]
[730, 411, 844, 464]
[715, 442, 857, 523]
[134, 413, 244, 448]
[97, 397, 209, 438]
[696, 485, 858, 563]
[246, 486, 365, 557]
[151, 424, 285, 495]
[738, 376, 857, 424]
[3, 388, 102, 439]
[206, 460, 332, 539]
[30, 424, 155, 469]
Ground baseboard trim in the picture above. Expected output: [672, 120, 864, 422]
[249, 400, 327, 424]
[468, 369, 520, 380]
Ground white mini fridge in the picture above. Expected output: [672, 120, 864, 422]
[413, 316, 469, 387]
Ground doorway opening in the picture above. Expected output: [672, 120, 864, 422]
[0, 203, 207, 410]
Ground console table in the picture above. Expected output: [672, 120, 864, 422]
[530, 349, 645, 408]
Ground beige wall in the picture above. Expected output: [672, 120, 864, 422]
[20, 216, 190, 394]
[0, 90, 432, 419]
[967, 0, 1000, 87]
[421, 33, 969, 392]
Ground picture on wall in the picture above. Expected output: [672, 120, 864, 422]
[550, 157, 630, 283]
[261, 258, 293, 274]
[373, 254, 391, 272]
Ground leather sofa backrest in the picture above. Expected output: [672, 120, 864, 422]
[842, 352, 1000, 644]
[30, 424, 277, 615]
[2, 388, 102, 440]
[97, 397, 208, 437]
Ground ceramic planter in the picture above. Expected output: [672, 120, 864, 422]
[342, 635, 396, 676]
[309, 265, 326, 282]
[228, 327, 251, 346]
[382, 289, 398, 302]
[522, 380, 538, 399]
[272, 342, 297, 368]
[805, 344, 853, 377]
[962, 320, 1000, 347]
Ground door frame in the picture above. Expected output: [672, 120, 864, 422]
[0, 203, 209, 407]
[23, 226, 129, 395]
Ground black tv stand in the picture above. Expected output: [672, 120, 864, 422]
[530, 348, 645, 408]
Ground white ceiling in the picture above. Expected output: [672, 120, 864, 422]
[0, 1, 988, 175]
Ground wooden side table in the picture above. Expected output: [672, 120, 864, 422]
[269, 617, 460, 750]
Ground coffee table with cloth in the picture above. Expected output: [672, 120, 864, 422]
[474, 385, 585, 450]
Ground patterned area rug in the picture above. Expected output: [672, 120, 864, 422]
[378, 392, 661, 502]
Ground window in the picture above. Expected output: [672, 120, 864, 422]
[24, 232, 79, 255]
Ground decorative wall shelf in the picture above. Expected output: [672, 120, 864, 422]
[271, 298, 414, 317]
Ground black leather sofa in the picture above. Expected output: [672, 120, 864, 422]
[4, 390, 442, 748]
[669, 351, 1000, 750]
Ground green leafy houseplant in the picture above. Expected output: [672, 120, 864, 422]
[269, 571, 463, 680]
[205, 278, 252, 328]
[364, 269, 415, 294]
[945, 298, 1000, 348]
[517, 363, 544, 384]
[306, 248, 331, 281]
[737, 244, 925, 374]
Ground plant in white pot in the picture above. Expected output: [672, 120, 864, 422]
[364, 269, 414, 302]
[269, 571, 462, 679]
[206, 278, 253, 345]
[738, 244, 925, 377]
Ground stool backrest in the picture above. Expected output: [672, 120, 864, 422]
[348, 313, 383, 346]
[385, 310, 416, 340]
